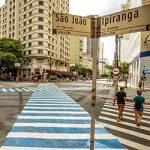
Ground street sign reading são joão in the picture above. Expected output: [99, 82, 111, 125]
[52, 4, 150, 37]
[99, 4, 150, 37]
[52, 13, 91, 36]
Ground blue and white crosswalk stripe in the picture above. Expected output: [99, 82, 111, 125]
[1, 83, 127, 150]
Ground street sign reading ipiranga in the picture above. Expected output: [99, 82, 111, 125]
[52, 13, 91, 36]
[99, 4, 150, 37]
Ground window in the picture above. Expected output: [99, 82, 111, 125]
[23, 21, 26, 26]
[24, 7, 26, 11]
[38, 41, 43, 45]
[29, 27, 32, 31]
[38, 49, 43, 54]
[39, 1, 44, 5]
[29, 11, 32, 16]
[29, 34, 32, 39]
[39, 9, 44, 13]
[38, 17, 43, 21]
[23, 36, 26, 40]
[38, 25, 43, 29]
[38, 33, 43, 38]
[28, 42, 32, 47]
[29, 19, 32, 24]
[29, 3, 32, 8]
[28, 50, 31, 54]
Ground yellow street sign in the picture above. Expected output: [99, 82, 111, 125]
[99, 4, 150, 37]
[52, 13, 91, 36]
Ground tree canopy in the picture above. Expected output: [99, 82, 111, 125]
[0, 38, 24, 68]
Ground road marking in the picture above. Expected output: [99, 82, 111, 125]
[102, 107, 150, 120]
[115, 136, 150, 150]
[7, 132, 115, 139]
[13, 123, 104, 128]
[100, 120, 150, 140]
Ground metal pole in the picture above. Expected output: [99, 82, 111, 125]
[90, 16, 98, 150]
[114, 35, 119, 95]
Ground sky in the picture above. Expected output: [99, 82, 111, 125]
[0, 0, 127, 64]
[69, 0, 127, 64]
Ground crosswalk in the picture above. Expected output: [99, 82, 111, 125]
[0, 87, 62, 93]
[1, 83, 126, 150]
[98, 100, 150, 150]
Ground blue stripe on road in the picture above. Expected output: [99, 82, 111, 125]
[4, 138, 125, 148]
[16, 119, 91, 124]
[11, 127, 109, 134]
[20, 113, 90, 117]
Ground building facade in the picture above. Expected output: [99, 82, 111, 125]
[0, 0, 70, 77]
[70, 36, 83, 66]
[121, 0, 150, 88]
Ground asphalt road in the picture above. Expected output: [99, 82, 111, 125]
[0, 80, 149, 150]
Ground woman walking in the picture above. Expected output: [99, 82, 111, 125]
[133, 90, 145, 127]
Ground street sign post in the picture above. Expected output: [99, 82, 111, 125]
[99, 4, 150, 37]
[52, 13, 91, 36]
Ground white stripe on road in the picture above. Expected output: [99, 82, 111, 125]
[99, 116, 150, 139]
[26, 103, 79, 106]
[15, 88, 23, 92]
[24, 106, 83, 110]
[99, 112, 150, 131]
[116, 136, 150, 150]
[28, 101, 76, 104]
[2, 88, 7, 92]
[18, 116, 91, 120]
[7, 132, 115, 139]
[9, 88, 15, 92]
[22, 110, 89, 114]
[22, 88, 30, 92]
[102, 108, 150, 122]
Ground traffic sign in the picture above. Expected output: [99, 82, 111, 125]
[99, 4, 150, 37]
[113, 68, 119, 75]
[52, 13, 91, 36]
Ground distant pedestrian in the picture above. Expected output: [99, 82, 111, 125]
[137, 80, 142, 89]
[113, 87, 126, 122]
[133, 90, 145, 127]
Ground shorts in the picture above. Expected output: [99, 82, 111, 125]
[118, 104, 124, 113]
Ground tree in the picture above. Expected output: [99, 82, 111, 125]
[0, 38, 24, 69]
[120, 62, 129, 76]
[105, 64, 113, 77]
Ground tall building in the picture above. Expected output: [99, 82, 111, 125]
[0, 0, 70, 76]
[99, 42, 104, 75]
[87, 37, 100, 73]
[70, 36, 83, 66]
[121, 0, 150, 88]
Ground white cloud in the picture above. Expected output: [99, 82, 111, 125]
[0, 0, 5, 7]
